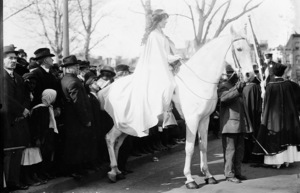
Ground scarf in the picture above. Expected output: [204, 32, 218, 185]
[32, 89, 58, 133]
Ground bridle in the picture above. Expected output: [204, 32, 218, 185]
[181, 37, 247, 84]
[223, 37, 247, 79]
[175, 37, 247, 100]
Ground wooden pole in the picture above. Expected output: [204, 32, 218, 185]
[63, 0, 69, 58]
[248, 15, 266, 98]
[0, 0, 4, 188]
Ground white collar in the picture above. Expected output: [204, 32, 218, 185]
[90, 92, 98, 98]
[41, 65, 50, 73]
[4, 68, 13, 75]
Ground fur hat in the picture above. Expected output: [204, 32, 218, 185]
[273, 63, 287, 77]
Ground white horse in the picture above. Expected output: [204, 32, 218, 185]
[99, 27, 253, 187]
[173, 27, 253, 189]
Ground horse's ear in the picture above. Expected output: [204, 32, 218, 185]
[230, 26, 239, 39]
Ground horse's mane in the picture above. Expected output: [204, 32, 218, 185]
[185, 35, 233, 83]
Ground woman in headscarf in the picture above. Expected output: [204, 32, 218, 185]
[29, 89, 58, 181]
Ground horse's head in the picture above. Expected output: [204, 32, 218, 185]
[225, 27, 254, 83]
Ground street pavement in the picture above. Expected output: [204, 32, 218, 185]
[15, 136, 300, 193]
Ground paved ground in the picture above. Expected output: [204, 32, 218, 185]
[14, 137, 300, 193]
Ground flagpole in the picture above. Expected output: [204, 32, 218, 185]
[248, 15, 266, 99]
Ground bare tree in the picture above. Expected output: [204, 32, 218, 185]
[139, 0, 261, 50]
[76, 0, 109, 60]
[183, 0, 262, 49]
[27, 0, 79, 62]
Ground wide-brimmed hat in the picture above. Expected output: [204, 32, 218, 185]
[84, 71, 98, 86]
[34, 48, 55, 60]
[61, 55, 79, 67]
[100, 66, 116, 76]
[115, 64, 130, 72]
[3, 44, 19, 55]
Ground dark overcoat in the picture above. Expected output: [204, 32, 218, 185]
[3, 70, 31, 149]
[61, 73, 91, 165]
[26, 66, 61, 107]
[242, 81, 262, 136]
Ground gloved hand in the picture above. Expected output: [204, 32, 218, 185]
[236, 81, 246, 93]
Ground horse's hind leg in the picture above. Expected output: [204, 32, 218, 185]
[106, 126, 123, 182]
[183, 117, 199, 188]
[197, 116, 217, 184]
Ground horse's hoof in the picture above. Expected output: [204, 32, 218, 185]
[185, 181, 199, 189]
[107, 172, 117, 183]
[116, 173, 126, 180]
[205, 177, 218, 184]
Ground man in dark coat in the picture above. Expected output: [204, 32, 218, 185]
[2, 45, 31, 191]
[60, 55, 92, 179]
[26, 48, 61, 108]
[218, 65, 248, 183]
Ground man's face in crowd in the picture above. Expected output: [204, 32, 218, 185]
[90, 80, 100, 92]
[101, 71, 114, 81]
[265, 57, 272, 64]
[43, 56, 54, 68]
[4, 53, 17, 70]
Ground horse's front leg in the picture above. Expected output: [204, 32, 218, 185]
[183, 117, 199, 189]
[106, 126, 123, 182]
[198, 116, 218, 184]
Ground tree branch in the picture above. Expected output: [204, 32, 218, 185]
[202, 0, 228, 43]
[203, 0, 217, 19]
[4, 1, 35, 21]
[171, 13, 192, 20]
[77, 0, 87, 30]
[88, 34, 109, 51]
[213, 0, 231, 37]
[35, 1, 55, 51]
[214, 0, 262, 37]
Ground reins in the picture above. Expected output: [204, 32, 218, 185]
[175, 37, 246, 100]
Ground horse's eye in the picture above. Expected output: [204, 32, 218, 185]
[237, 48, 242, 52]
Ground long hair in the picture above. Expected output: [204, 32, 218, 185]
[141, 9, 169, 45]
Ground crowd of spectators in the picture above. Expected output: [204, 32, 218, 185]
[1, 45, 191, 192]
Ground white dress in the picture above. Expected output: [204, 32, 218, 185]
[98, 29, 177, 137]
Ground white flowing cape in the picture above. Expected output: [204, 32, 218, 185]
[98, 30, 176, 137]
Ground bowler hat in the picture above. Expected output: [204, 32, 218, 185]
[3, 44, 19, 55]
[272, 63, 287, 76]
[34, 48, 55, 60]
[265, 53, 273, 59]
[100, 66, 116, 76]
[61, 55, 79, 67]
